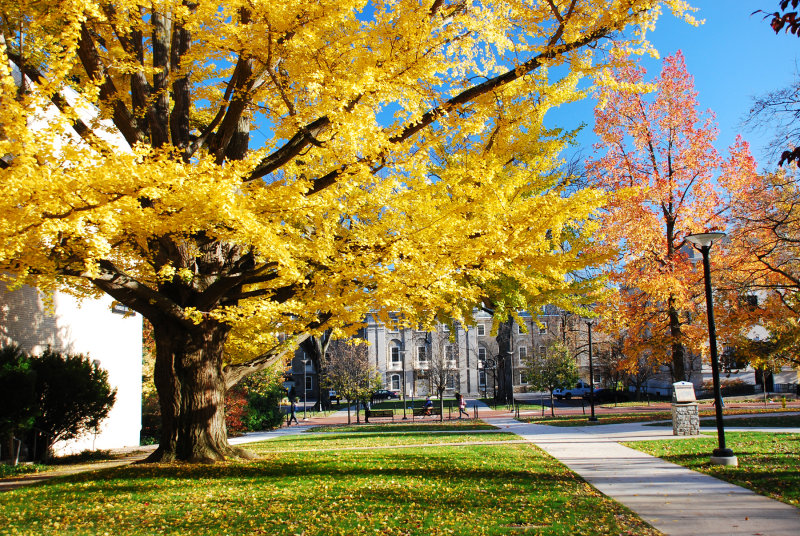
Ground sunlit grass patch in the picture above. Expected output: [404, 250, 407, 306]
[521, 408, 800, 427]
[519, 412, 671, 426]
[626, 432, 800, 507]
[646, 415, 800, 428]
[0, 433, 660, 535]
[310, 420, 497, 433]
[247, 431, 519, 453]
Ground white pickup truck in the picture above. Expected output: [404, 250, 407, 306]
[553, 380, 592, 400]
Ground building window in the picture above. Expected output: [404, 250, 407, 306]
[441, 324, 450, 332]
[539, 346, 546, 356]
[477, 324, 486, 336]
[417, 346, 427, 363]
[517, 322, 525, 334]
[478, 347, 486, 363]
[519, 346, 527, 364]
[479, 370, 486, 387]
[445, 345, 455, 363]
[390, 346, 401, 366]
[305, 375, 312, 391]
[388, 317, 400, 332]
[520, 372, 528, 385]
[446, 375, 455, 390]
[390, 374, 401, 390]
[539, 322, 548, 335]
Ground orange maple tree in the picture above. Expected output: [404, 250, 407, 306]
[587, 51, 757, 381]
[716, 165, 800, 370]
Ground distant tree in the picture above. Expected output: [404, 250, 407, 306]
[523, 341, 579, 416]
[428, 332, 459, 421]
[594, 335, 626, 391]
[325, 340, 381, 425]
[750, 2, 800, 166]
[744, 79, 800, 167]
[626, 352, 662, 401]
[717, 169, 800, 370]
[30, 349, 117, 460]
[0, 346, 37, 463]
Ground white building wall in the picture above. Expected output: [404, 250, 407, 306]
[0, 285, 142, 454]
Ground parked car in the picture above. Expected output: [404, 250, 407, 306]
[553, 380, 592, 400]
[372, 389, 399, 400]
[328, 389, 340, 403]
[592, 388, 629, 403]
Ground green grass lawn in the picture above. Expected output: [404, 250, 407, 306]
[0, 431, 660, 535]
[519, 412, 672, 427]
[627, 432, 800, 507]
[646, 415, 800, 428]
[310, 420, 496, 433]
[519, 408, 800, 427]
[251, 431, 519, 452]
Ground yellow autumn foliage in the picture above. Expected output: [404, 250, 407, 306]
[0, 0, 694, 370]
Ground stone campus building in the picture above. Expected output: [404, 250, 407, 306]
[292, 306, 599, 400]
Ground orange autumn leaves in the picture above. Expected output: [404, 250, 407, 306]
[587, 51, 761, 378]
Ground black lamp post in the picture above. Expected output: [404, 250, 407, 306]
[302, 358, 310, 420]
[401, 349, 408, 420]
[587, 320, 598, 422]
[686, 232, 737, 466]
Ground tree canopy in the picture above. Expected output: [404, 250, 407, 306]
[0, 0, 695, 461]
[587, 51, 757, 381]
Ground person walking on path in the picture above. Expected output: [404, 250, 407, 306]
[423, 396, 433, 417]
[458, 393, 469, 418]
[288, 398, 299, 425]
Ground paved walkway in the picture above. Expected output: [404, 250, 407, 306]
[485, 417, 800, 536]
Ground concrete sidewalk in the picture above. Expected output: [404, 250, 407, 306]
[485, 417, 800, 536]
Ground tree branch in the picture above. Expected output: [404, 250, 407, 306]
[76, 24, 142, 146]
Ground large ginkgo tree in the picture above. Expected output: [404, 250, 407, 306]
[0, 0, 692, 461]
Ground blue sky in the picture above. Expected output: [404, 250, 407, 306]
[551, 1, 800, 170]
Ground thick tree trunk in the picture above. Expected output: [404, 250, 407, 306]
[668, 294, 686, 382]
[145, 319, 254, 463]
[496, 317, 514, 403]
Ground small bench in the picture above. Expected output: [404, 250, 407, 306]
[412, 407, 442, 417]
[366, 409, 395, 422]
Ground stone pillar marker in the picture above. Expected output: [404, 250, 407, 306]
[671, 381, 699, 436]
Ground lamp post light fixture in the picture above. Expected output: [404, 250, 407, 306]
[685, 231, 737, 466]
[586, 320, 598, 422]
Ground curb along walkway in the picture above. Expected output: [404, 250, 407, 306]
[485, 417, 800, 536]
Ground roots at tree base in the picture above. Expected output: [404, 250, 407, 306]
[142, 442, 257, 463]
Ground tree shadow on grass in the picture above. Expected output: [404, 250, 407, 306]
[42, 446, 573, 493]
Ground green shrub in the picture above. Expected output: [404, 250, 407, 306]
[29, 348, 116, 460]
[0, 462, 46, 477]
[700, 378, 754, 397]
[243, 389, 283, 431]
[0, 345, 37, 461]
